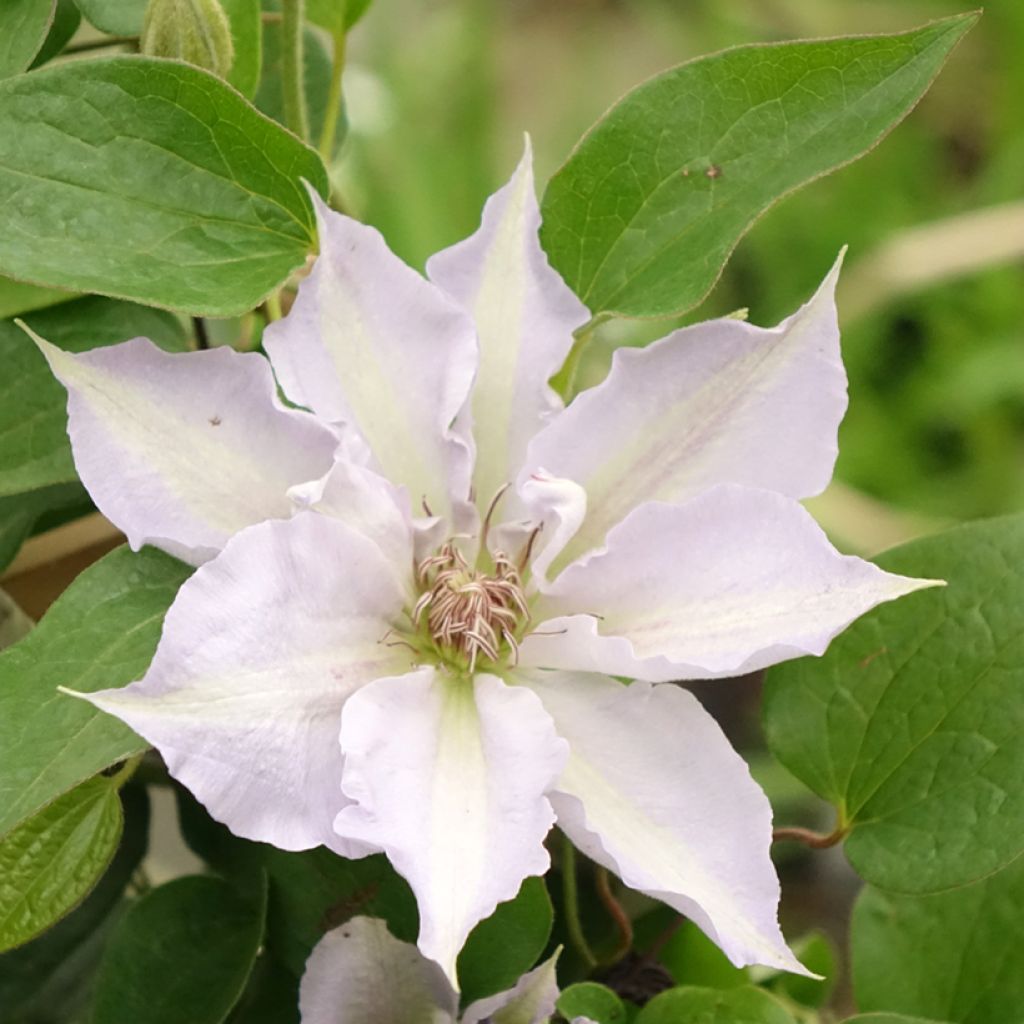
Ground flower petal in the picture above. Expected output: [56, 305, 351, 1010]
[264, 191, 477, 521]
[298, 916, 457, 1024]
[461, 952, 560, 1024]
[335, 670, 568, 986]
[519, 669, 806, 974]
[71, 512, 413, 853]
[520, 485, 938, 681]
[523, 255, 845, 569]
[29, 332, 338, 566]
[427, 138, 589, 505]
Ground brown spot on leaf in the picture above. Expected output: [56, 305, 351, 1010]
[859, 646, 888, 669]
[705, 164, 722, 180]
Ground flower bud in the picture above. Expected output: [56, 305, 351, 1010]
[141, 0, 235, 79]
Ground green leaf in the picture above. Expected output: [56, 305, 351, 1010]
[29, 0, 81, 69]
[763, 514, 1024, 893]
[0, 484, 88, 574]
[306, 0, 373, 32]
[769, 930, 837, 1009]
[226, 953, 300, 1024]
[657, 917, 749, 989]
[0, 56, 328, 315]
[457, 876, 553, 1006]
[0, 0, 56, 79]
[90, 874, 266, 1024]
[0, 586, 33, 650]
[0, 545, 191, 839]
[635, 985, 796, 1024]
[0, 297, 187, 498]
[0, 275, 75, 319]
[557, 982, 628, 1024]
[852, 857, 1024, 1024]
[73, 0, 147, 35]
[222, 0, 262, 97]
[540, 14, 978, 320]
[0, 776, 123, 952]
[262, 846, 417, 976]
[255, 22, 346, 158]
[0, 784, 149, 1024]
[843, 1017, 952, 1024]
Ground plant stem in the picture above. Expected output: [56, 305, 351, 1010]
[772, 823, 848, 849]
[561, 832, 598, 970]
[318, 27, 347, 162]
[280, 0, 309, 142]
[265, 290, 283, 322]
[595, 866, 633, 966]
[192, 316, 210, 350]
[62, 36, 138, 54]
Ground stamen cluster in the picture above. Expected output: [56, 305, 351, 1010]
[413, 542, 529, 670]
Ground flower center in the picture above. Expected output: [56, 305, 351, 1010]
[413, 542, 529, 671]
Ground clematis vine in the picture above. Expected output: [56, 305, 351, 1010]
[34, 141, 935, 988]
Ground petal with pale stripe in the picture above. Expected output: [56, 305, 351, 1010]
[462, 953, 560, 1024]
[520, 486, 939, 681]
[299, 916, 456, 1024]
[427, 139, 589, 505]
[523, 255, 845, 570]
[71, 513, 413, 854]
[520, 669, 807, 974]
[264, 192, 476, 522]
[335, 669, 567, 986]
[29, 332, 338, 566]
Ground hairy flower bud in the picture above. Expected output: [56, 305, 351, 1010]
[141, 0, 235, 78]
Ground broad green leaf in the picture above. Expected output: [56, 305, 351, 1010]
[0, 785, 149, 1024]
[657, 916, 749, 989]
[223, 0, 262, 97]
[852, 857, 1024, 1024]
[0, 545, 191, 839]
[29, 0, 81, 69]
[457, 876, 553, 1006]
[0, 276, 75, 320]
[0, 484, 90, 574]
[0, 297, 187, 498]
[0, 57, 328, 315]
[635, 985, 796, 1024]
[0, 587, 32, 651]
[557, 982, 627, 1024]
[540, 14, 977, 320]
[763, 514, 1024, 893]
[226, 953, 300, 1024]
[262, 846, 417, 976]
[0, 0, 55, 79]
[843, 1017, 952, 1024]
[73, 0, 147, 35]
[0, 776, 123, 952]
[255, 22, 347, 158]
[90, 874, 266, 1024]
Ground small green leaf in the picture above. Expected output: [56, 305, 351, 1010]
[0, 777, 123, 952]
[262, 846, 418, 976]
[306, 0, 373, 33]
[222, 0, 262, 98]
[73, 0, 147, 36]
[0, 545, 191, 839]
[457, 876, 553, 1006]
[0, 0, 56, 79]
[0, 57, 328, 315]
[541, 14, 977, 320]
[557, 982, 628, 1024]
[657, 917, 749, 989]
[29, 0, 81, 69]
[0, 297, 187, 498]
[852, 857, 1024, 1024]
[0, 784, 149, 1024]
[635, 985, 796, 1024]
[763, 514, 1024, 893]
[770, 930, 837, 1009]
[90, 874, 266, 1024]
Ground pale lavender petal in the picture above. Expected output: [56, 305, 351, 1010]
[520, 486, 938, 681]
[461, 952, 560, 1024]
[519, 669, 807, 974]
[523, 255, 845, 569]
[427, 138, 589, 506]
[70, 513, 415, 853]
[299, 916, 457, 1024]
[335, 670, 568, 986]
[29, 332, 337, 566]
[264, 192, 476, 522]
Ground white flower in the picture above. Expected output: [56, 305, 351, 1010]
[36, 141, 935, 987]
[299, 916, 561, 1024]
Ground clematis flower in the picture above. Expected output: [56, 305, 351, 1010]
[299, 916, 563, 1024]
[37, 141, 935, 987]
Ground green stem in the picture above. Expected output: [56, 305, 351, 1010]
[561, 832, 598, 970]
[550, 314, 606, 401]
[265, 290, 284, 322]
[281, 0, 309, 141]
[318, 27, 347, 163]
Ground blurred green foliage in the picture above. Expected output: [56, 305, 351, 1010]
[340, 0, 1023, 525]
